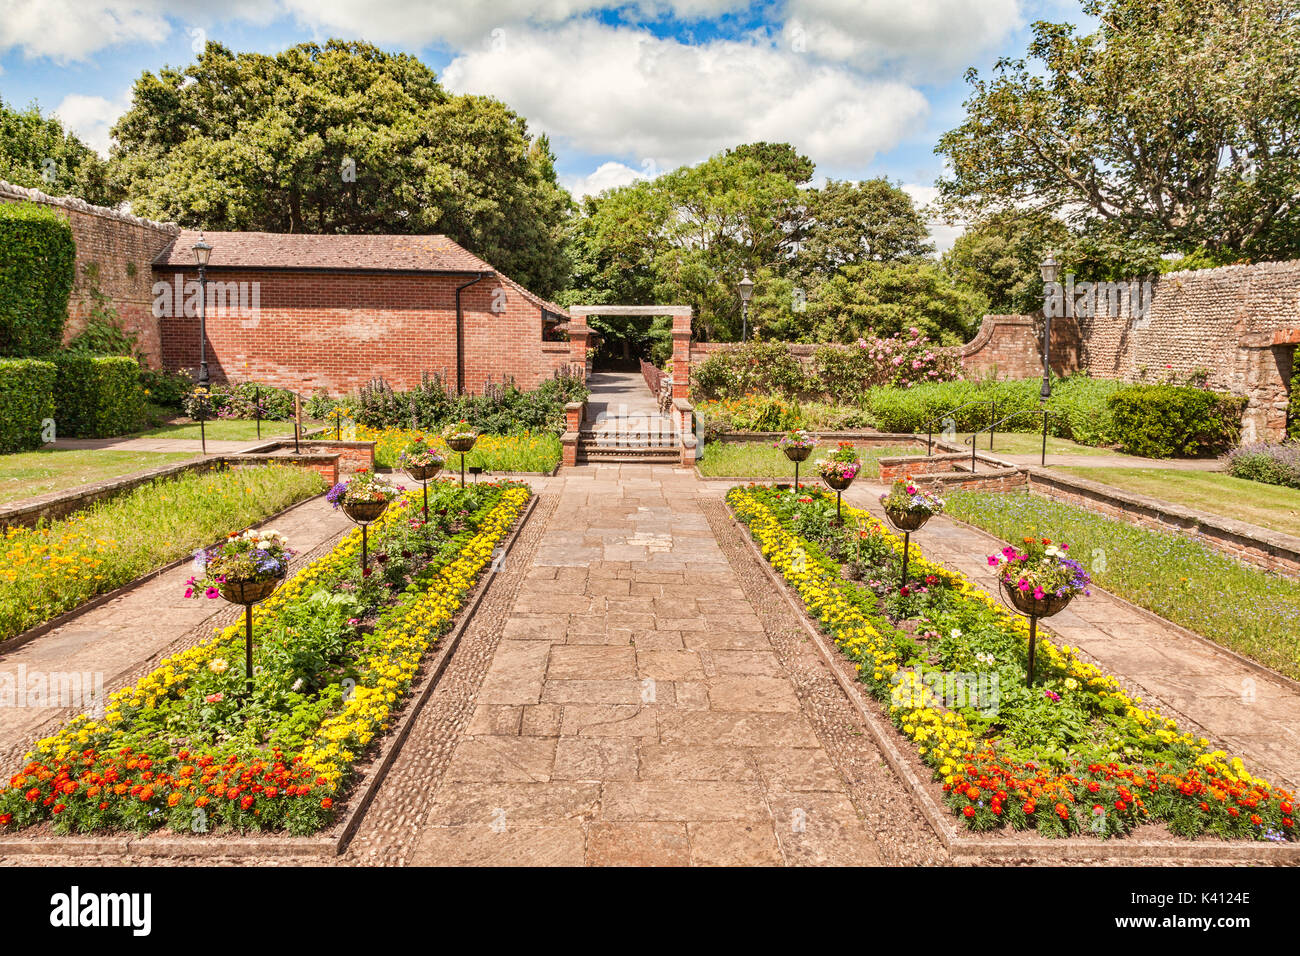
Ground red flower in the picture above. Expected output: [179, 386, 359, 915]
[240, 794, 256, 811]
[0, 814, 11, 826]
[962, 806, 975, 818]
[321, 797, 334, 810]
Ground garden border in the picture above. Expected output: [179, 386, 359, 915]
[725, 495, 1300, 863]
[0, 490, 539, 860]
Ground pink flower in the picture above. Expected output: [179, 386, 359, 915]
[184, 588, 194, 598]
[205, 693, 224, 704]
[1017, 579, 1031, 592]
[987, 555, 999, 566]
[1033, 586, 1046, 600]
[205, 586, 220, 599]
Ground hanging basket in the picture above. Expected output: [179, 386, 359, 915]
[782, 445, 813, 463]
[883, 506, 930, 533]
[406, 463, 442, 482]
[1001, 580, 1073, 618]
[822, 472, 855, 491]
[218, 573, 283, 606]
[446, 436, 477, 453]
[342, 499, 389, 524]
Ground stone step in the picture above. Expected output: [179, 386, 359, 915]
[578, 445, 680, 463]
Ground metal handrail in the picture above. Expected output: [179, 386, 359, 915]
[917, 398, 998, 455]
[963, 408, 1057, 472]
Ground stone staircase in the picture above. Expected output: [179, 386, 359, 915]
[577, 424, 681, 463]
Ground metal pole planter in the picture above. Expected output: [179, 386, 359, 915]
[405, 462, 443, 524]
[998, 582, 1073, 686]
[821, 471, 856, 526]
[341, 499, 390, 572]
[782, 444, 813, 489]
[882, 506, 931, 590]
[217, 573, 285, 700]
[446, 435, 478, 488]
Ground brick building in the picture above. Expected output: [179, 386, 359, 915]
[151, 231, 576, 395]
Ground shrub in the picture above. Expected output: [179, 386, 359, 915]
[1108, 384, 1246, 458]
[691, 341, 812, 401]
[51, 354, 144, 438]
[1226, 442, 1300, 489]
[0, 357, 56, 452]
[138, 367, 195, 409]
[0, 202, 75, 356]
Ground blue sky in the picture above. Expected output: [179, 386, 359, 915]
[0, 0, 1086, 249]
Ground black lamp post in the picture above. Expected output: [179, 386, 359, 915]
[738, 272, 753, 342]
[1038, 252, 1060, 400]
[192, 233, 213, 386]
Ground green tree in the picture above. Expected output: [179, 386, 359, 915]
[109, 40, 571, 293]
[805, 262, 987, 345]
[0, 98, 118, 206]
[935, 0, 1300, 267]
[799, 178, 933, 277]
[943, 211, 1070, 313]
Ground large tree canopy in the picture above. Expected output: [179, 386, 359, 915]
[935, 0, 1300, 267]
[943, 210, 1070, 314]
[562, 144, 941, 342]
[110, 40, 572, 294]
[0, 98, 118, 206]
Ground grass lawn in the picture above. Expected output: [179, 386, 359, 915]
[952, 431, 1117, 458]
[0, 464, 326, 643]
[1062, 467, 1300, 538]
[357, 426, 562, 473]
[699, 442, 916, 479]
[945, 490, 1300, 680]
[0, 448, 196, 505]
[135, 419, 299, 441]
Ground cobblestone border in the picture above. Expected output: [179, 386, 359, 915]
[715, 495, 1300, 865]
[0, 491, 544, 862]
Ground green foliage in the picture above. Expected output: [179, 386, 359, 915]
[183, 381, 297, 421]
[1108, 384, 1247, 458]
[138, 367, 196, 409]
[0, 97, 119, 206]
[798, 178, 934, 276]
[51, 355, 145, 438]
[0, 202, 75, 356]
[1226, 442, 1300, 489]
[0, 357, 55, 453]
[691, 341, 811, 401]
[936, 0, 1300, 265]
[943, 211, 1070, 314]
[110, 40, 572, 294]
[804, 262, 986, 344]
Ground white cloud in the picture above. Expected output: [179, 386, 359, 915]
[52, 91, 132, 156]
[783, 0, 1024, 81]
[443, 21, 928, 177]
[902, 182, 963, 255]
[563, 160, 651, 198]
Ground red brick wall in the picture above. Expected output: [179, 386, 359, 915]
[0, 182, 178, 366]
[157, 268, 576, 395]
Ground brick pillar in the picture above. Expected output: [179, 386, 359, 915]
[569, 317, 590, 381]
[671, 311, 692, 400]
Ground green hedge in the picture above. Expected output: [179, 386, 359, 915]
[1108, 384, 1247, 458]
[52, 354, 144, 438]
[0, 357, 56, 452]
[865, 376, 1124, 444]
[0, 202, 75, 356]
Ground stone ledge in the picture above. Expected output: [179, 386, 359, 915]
[1024, 467, 1300, 576]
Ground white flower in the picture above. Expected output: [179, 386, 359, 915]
[950, 628, 962, 639]
[291, 678, 304, 692]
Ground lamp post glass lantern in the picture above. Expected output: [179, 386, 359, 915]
[738, 272, 754, 342]
[192, 233, 213, 386]
[1038, 252, 1060, 400]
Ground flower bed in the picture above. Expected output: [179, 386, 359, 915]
[0, 464, 325, 644]
[0, 482, 530, 836]
[356, 425, 560, 473]
[728, 484, 1294, 842]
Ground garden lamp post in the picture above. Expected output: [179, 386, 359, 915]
[192, 233, 213, 387]
[738, 272, 754, 342]
[1038, 252, 1060, 401]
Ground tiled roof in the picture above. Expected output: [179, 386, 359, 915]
[153, 230, 496, 273]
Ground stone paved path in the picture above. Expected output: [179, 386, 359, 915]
[403, 465, 890, 865]
[0, 494, 350, 766]
[837, 481, 1300, 791]
[51, 436, 288, 455]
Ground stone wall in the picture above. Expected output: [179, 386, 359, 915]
[0, 181, 178, 366]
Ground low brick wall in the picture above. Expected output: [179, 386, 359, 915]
[0, 453, 339, 529]
[1023, 469, 1300, 576]
[289, 440, 374, 475]
[712, 431, 925, 447]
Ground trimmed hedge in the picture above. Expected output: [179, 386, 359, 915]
[0, 357, 56, 452]
[0, 202, 75, 357]
[52, 354, 144, 438]
[1108, 384, 1247, 459]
